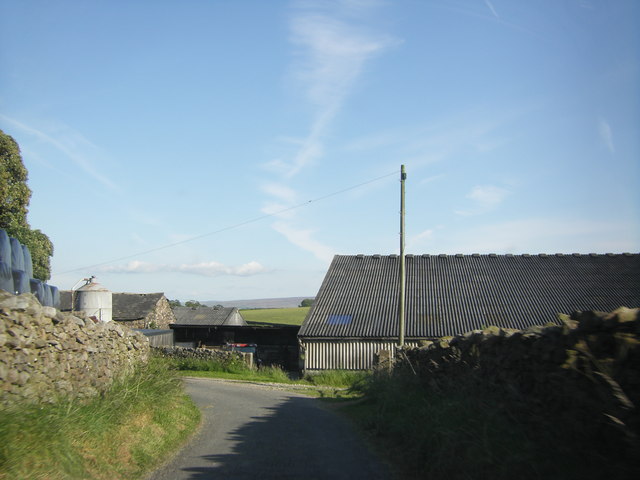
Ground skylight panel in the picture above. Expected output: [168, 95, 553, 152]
[327, 314, 352, 325]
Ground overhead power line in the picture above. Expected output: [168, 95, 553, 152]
[57, 169, 400, 275]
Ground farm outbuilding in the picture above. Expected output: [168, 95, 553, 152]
[171, 306, 299, 369]
[171, 306, 247, 346]
[60, 291, 176, 329]
[172, 306, 247, 327]
[298, 253, 640, 371]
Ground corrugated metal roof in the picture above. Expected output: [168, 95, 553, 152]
[172, 306, 247, 326]
[299, 253, 640, 339]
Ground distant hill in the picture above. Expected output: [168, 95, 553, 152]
[202, 297, 313, 310]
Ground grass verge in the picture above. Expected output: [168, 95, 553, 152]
[171, 355, 363, 388]
[0, 356, 200, 480]
[165, 354, 365, 399]
[178, 366, 295, 384]
[344, 369, 638, 480]
[178, 368, 363, 400]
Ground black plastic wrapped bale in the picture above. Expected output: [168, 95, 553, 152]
[0, 229, 11, 268]
[30, 278, 45, 304]
[12, 269, 29, 294]
[0, 261, 12, 293]
[22, 244, 33, 279]
[10, 237, 24, 272]
[50, 285, 60, 309]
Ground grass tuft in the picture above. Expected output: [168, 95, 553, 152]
[304, 370, 368, 389]
[254, 365, 293, 383]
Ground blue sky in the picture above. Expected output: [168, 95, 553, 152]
[1, 0, 638, 301]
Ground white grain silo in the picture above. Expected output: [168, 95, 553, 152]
[73, 276, 112, 322]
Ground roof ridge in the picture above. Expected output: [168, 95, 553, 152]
[115, 292, 165, 295]
[339, 253, 639, 258]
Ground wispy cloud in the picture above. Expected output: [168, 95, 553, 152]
[97, 260, 269, 277]
[407, 228, 436, 250]
[261, 0, 396, 259]
[343, 106, 518, 170]
[455, 185, 510, 216]
[419, 174, 446, 185]
[291, 12, 391, 109]
[272, 221, 335, 263]
[432, 0, 537, 38]
[0, 114, 118, 190]
[598, 117, 615, 153]
[259, 183, 299, 219]
[467, 185, 510, 208]
[265, 0, 398, 178]
[261, 183, 298, 203]
[484, 0, 499, 19]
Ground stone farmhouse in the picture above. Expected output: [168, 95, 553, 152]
[298, 253, 640, 371]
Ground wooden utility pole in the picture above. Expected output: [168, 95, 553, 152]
[399, 165, 406, 348]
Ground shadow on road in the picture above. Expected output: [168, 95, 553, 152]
[177, 394, 389, 480]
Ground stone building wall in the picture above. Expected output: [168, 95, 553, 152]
[0, 292, 149, 407]
[144, 296, 175, 329]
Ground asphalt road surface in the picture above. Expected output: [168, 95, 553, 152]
[148, 377, 392, 480]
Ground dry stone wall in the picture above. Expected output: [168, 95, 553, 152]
[0, 291, 149, 407]
[155, 345, 253, 368]
[399, 307, 640, 458]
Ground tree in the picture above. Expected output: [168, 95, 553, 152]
[185, 300, 204, 309]
[168, 299, 182, 308]
[0, 130, 30, 231]
[0, 129, 54, 280]
[299, 298, 314, 307]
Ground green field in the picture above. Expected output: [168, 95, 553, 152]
[240, 307, 310, 326]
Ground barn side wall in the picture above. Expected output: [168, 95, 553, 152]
[301, 339, 419, 370]
[0, 292, 149, 407]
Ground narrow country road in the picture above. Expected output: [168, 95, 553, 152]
[147, 377, 392, 480]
